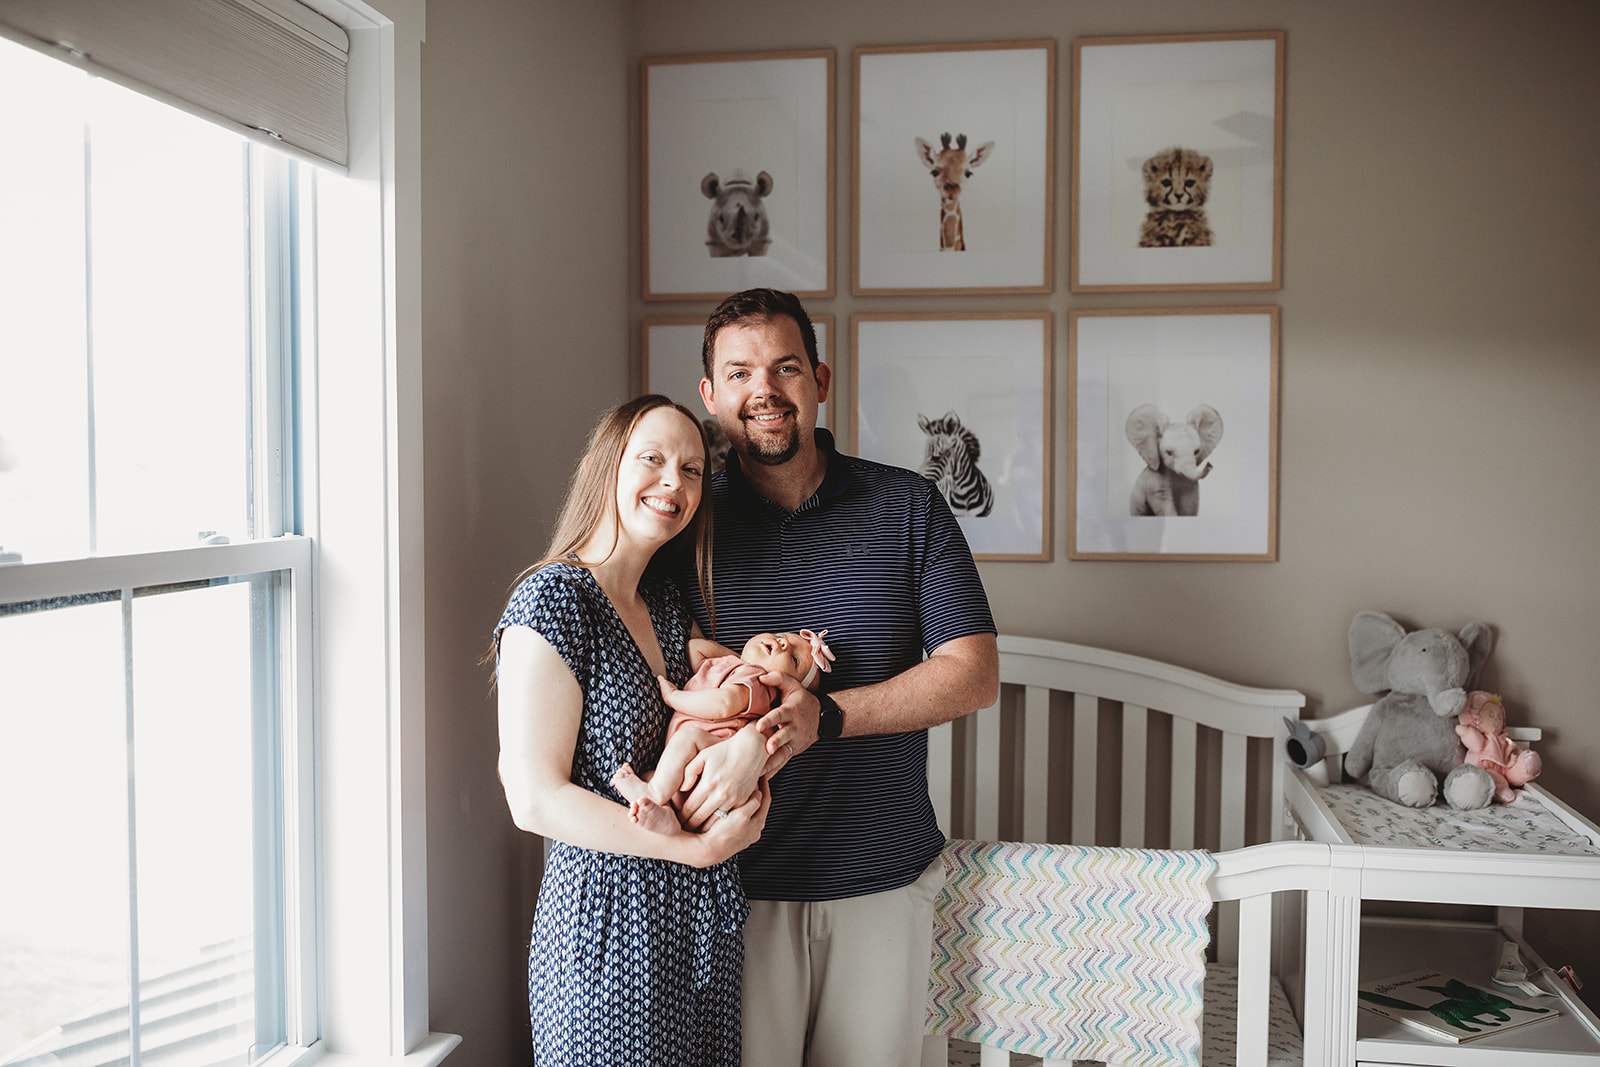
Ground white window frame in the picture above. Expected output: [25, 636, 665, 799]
[0, 1, 450, 1063]
[288, 0, 452, 1063]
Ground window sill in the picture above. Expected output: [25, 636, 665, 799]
[264, 1032, 462, 1067]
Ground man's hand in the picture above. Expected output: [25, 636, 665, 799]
[755, 670, 821, 757]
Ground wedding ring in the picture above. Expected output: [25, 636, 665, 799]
[784, 743, 794, 758]
[713, 808, 730, 821]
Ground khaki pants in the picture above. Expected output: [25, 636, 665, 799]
[740, 855, 945, 1067]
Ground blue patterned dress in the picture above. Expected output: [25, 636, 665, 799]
[497, 562, 747, 1066]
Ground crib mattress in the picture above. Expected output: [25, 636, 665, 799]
[1314, 783, 1600, 855]
[944, 964, 1301, 1067]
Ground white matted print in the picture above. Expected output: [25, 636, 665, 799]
[854, 42, 1053, 295]
[853, 314, 1051, 561]
[1072, 32, 1283, 292]
[643, 316, 833, 470]
[1070, 308, 1278, 561]
[643, 51, 834, 300]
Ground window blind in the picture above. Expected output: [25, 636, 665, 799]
[0, 0, 349, 168]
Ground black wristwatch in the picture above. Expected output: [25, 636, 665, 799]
[817, 691, 844, 740]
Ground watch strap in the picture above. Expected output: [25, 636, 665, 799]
[817, 691, 843, 740]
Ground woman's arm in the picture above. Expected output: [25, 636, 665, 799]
[497, 625, 766, 866]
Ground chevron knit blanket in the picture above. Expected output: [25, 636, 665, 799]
[927, 840, 1217, 1067]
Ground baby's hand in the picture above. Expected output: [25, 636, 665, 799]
[658, 675, 681, 697]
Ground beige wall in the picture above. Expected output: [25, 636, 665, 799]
[420, 0, 632, 1059]
[423, 0, 1600, 1060]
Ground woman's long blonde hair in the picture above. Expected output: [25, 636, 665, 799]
[484, 395, 714, 668]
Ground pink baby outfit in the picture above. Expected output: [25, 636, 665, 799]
[668, 654, 774, 740]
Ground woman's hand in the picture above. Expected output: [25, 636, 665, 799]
[678, 724, 771, 830]
[686, 778, 770, 867]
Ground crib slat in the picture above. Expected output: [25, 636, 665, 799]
[929, 719, 953, 836]
[1023, 685, 1050, 843]
[1121, 704, 1148, 847]
[976, 695, 1001, 840]
[1235, 893, 1272, 1067]
[1216, 732, 1249, 968]
[1071, 692, 1097, 844]
[1170, 717, 1197, 849]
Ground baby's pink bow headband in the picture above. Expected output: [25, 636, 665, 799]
[799, 629, 836, 689]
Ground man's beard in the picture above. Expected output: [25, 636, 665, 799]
[740, 409, 801, 466]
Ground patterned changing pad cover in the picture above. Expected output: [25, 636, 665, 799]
[945, 965, 1301, 1067]
[1315, 783, 1600, 855]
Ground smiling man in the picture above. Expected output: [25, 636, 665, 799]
[675, 288, 999, 1067]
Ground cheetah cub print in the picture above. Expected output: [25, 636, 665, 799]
[1138, 147, 1214, 248]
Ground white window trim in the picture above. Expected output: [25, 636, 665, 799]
[290, 0, 453, 1063]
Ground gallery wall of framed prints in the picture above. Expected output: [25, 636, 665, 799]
[638, 29, 1285, 564]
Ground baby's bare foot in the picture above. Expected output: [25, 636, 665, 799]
[630, 797, 683, 835]
[611, 762, 645, 803]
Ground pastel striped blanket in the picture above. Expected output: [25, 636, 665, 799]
[927, 840, 1216, 1067]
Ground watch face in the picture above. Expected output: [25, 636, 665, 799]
[818, 695, 843, 740]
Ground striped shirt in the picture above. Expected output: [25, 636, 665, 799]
[677, 430, 995, 901]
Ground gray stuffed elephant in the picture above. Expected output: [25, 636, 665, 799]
[1126, 403, 1223, 516]
[1344, 611, 1497, 810]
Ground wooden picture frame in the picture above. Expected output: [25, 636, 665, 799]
[643, 315, 835, 470]
[1069, 307, 1279, 561]
[854, 41, 1054, 295]
[642, 50, 835, 301]
[1071, 31, 1284, 292]
[852, 312, 1052, 561]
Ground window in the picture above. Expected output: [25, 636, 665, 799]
[0, 3, 446, 1062]
[0, 34, 314, 1065]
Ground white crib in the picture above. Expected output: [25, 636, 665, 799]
[927, 635, 1600, 1067]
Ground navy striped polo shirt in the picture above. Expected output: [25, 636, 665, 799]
[677, 430, 995, 901]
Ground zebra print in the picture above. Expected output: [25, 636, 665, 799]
[917, 411, 994, 518]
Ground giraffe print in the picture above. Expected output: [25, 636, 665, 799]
[914, 133, 995, 251]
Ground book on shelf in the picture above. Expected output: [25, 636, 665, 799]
[1357, 969, 1561, 1044]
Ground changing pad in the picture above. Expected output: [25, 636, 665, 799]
[1315, 783, 1600, 855]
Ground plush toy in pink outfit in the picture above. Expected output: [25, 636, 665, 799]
[1455, 691, 1542, 804]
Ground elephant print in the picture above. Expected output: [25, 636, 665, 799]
[1125, 403, 1223, 516]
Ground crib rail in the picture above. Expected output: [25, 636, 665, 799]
[924, 637, 1312, 1067]
[929, 636, 1307, 853]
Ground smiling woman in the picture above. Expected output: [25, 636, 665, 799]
[488, 394, 789, 1066]
[610, 406, 707, 556]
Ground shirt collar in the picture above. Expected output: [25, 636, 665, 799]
[723, 428, 854, 511]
